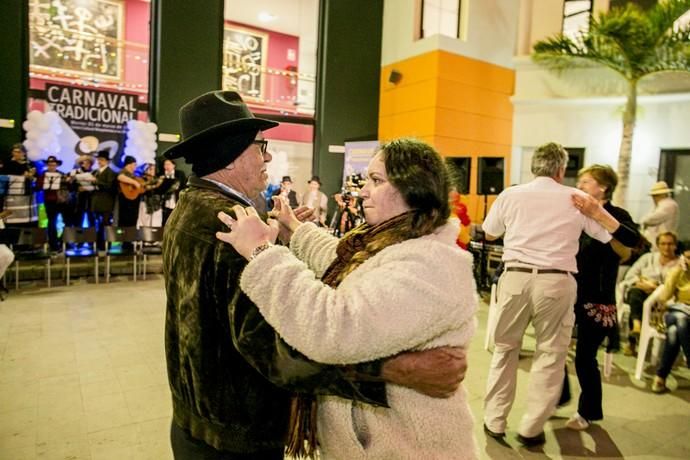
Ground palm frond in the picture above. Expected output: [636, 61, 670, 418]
[532, 33, 629, 77]
[641, 26, 690, 75]
[646, 0, 690, 38]
[532, 1, 690, 82]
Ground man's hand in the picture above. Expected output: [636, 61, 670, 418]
[268, 197, 312, 244]
[216, 206, 278, 259]
[381, 347, 467, 398]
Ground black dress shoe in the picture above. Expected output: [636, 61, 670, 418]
[517, 432, 545, 447]
[484, 424, 505, 439]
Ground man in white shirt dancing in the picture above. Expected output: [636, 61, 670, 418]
[482, 142, 625, 446]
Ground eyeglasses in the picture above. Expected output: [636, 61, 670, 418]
[252, 140, 268, 154]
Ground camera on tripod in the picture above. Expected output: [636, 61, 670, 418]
[341, 173, 366, 200]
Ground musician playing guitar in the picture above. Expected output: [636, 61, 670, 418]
[117, 155, 142, 227]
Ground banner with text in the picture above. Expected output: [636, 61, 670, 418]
[45, 84, 137, 161]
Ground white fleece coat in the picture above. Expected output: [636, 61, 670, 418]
[240, 221, 478, 459]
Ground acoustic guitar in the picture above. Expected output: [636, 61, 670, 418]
[119, 177, 163, 200]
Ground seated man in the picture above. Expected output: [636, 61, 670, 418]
[620, 232, 679, 355]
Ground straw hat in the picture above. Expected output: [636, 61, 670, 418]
[649, 181, 673, 195]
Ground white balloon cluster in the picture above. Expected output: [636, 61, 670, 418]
[22, 111, 63, 162]
[125, 120, 158, 165]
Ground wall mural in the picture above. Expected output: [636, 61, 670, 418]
[29, 0, 124, 80]
[222, 25, 268, 100]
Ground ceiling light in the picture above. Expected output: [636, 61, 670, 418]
[258, 12, 277, 23]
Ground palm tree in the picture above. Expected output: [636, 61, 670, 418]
[532, 0, 690, 205]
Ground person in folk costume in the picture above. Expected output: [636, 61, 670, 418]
[137, 163, 164, 228]
[300, 176, 329, 226]
[37, 155, 70, 250]
[160, 158, 187, 226]
[271, 175, 299, 209]
[67, 155, 97, 227]
[2, 143, 37, 227]
[116, 155, 142, 228]
[91, 149, 118, 249]
[2, 143, 36, 177]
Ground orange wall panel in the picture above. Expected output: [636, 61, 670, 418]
[379, 50, 515, 223]
[431, 136, 511, 157]
[378, 107, 437, 140]
[435, 108, 513, 146]
[436, 78, 513, 120]
[436, 51, 515, 95]
[380, 52, 440, 89]
[378, 80, 437, 117]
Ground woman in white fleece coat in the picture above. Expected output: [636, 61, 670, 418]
[218, 138, 478, 460]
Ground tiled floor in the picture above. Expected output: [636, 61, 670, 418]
[0, 278, 688, 459]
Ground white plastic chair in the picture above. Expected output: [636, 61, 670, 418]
[484, 283, 498, 351]
[635, 285, 668, 380]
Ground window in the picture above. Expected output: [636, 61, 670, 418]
[222, 0, 318, 117]
[563, 147, 585, 187]
[660, 149, 689, 240]
[417, 0, 462, 40]
[562, 0, 593, 42]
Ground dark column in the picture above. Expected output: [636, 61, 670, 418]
[0, 0, 29, 157]
[314, 0, 384, 198]
[149, 0, 224, 167]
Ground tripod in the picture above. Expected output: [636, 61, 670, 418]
[478, 188, 497, 292]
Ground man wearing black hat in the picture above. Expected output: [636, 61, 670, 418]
[37, 155, 67, 250]
[91, 149, 117, 248]
[116, 155, 142, 227]
[271, 175, 299, 209]
[162, 90, 468, 459]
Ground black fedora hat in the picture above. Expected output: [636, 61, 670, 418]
[96, 149, 110, 160]
[308, 175, 322, 185]
[163, 91, 278, 161]
[44, 155, 63, 166]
